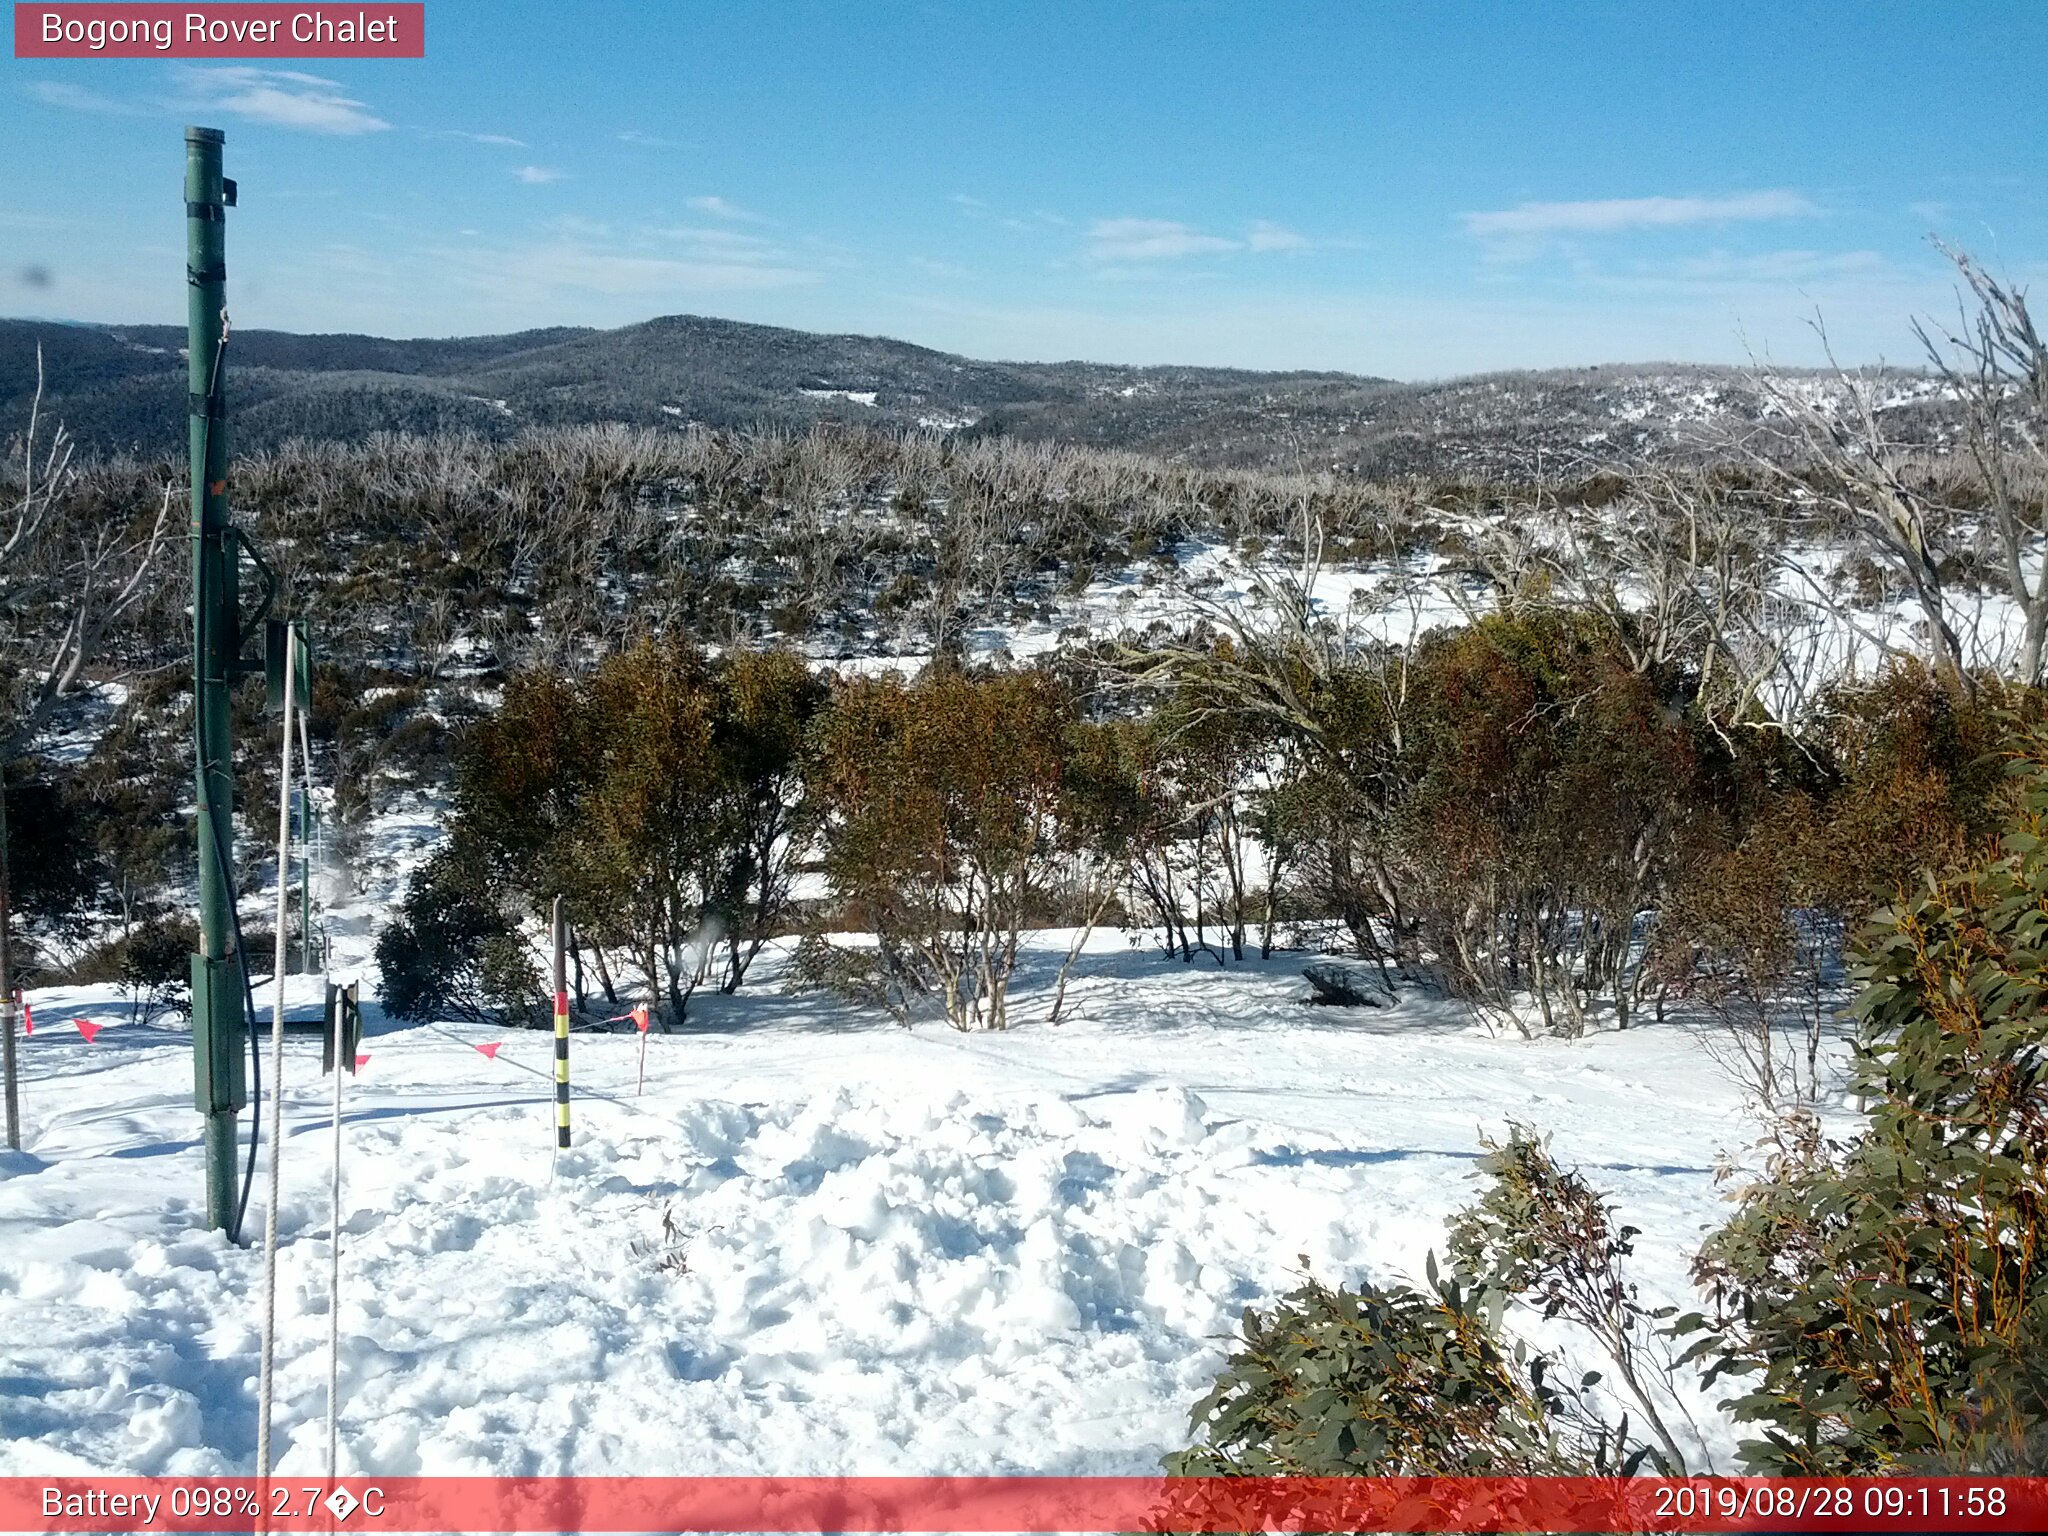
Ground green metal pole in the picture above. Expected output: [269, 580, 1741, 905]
[187, 125, 247, 1233]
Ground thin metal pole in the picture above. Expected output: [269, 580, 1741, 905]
[255, 629, 296, 1478]
[327, 983, 344, 1478]
[1, 771, 20, 1152]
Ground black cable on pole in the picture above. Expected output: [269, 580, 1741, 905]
[192, 330, 265, 1248]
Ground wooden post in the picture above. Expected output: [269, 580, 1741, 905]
[552, 896, 569, 1148]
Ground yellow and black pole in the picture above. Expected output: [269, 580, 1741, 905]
[551, 896, 570, 1148]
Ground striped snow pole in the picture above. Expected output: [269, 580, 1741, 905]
[551, 896, 570, 1148]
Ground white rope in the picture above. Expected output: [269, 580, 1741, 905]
[254, 633, 296, 1479]
[305, 698, 343, 1478]
[297, 703, 319, 974]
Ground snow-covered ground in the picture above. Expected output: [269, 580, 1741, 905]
[0, 863, 1836, 1478]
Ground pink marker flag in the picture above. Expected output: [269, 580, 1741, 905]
[74, 1018, 102, 1043]
[20, 999, 31, 1036]
[633, 1003, 651, 1034]
[355, 1053, 371, 1071]
[476, 1041, 502, 1060]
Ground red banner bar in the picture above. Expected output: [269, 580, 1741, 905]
[13, 4, 424, 58]
[4, 1476, 2047, 1533]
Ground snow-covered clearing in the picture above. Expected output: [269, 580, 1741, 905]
[1, 891, 1819, 1477]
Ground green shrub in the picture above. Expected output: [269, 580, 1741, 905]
[1167, 1260, 1645, 1477]
[1682, 740, 2048, 1473]
[56, 915, 197, 1027]
[1446, 1124, 1695, 1472]
[374, 849, 541, 1026]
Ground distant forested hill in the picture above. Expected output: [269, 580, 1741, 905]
[0, 312, 1948, 478]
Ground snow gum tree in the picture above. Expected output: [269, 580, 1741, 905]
[812, 667, 1101, 1030]
[377, 641, 823, 1027]
[1393, 611, 1725, 1034]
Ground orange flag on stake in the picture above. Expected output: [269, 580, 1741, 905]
[633, 1003, 651, 1033]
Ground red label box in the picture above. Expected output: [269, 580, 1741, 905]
[14, 4, 424, 58]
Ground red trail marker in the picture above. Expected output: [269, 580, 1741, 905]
[73, 1019, 101, 1043]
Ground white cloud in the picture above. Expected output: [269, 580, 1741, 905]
[656, 226, 787, 262]
[25, 80, 148, 116]
[436, 238, 818, 300]
[618, 129, 686, 148]
[177, 67, 388, 135]
[1661, 248, 1886, 282]
[1082, 217, 1311, 264]
[439, 129, 526, 147]
[514, 165, 566, 184]
[1087, 218, 1238, 262]
[1247, 220, 1309, 252]
[1462, 190, 1821, 239]
[687, 195, 765, 223]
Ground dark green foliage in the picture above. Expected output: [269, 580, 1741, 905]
[1683, 740, 2048, 1472]
[118, 914, 195, 1027]
[2, 762, 97, 935]
[385, 642, 825, 1028]
[374, 848, 540, 1026]
[1167, 1261, 1641, 1476]
[56, 914, 196, 1027]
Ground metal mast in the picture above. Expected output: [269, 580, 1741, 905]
[187, 125, 248, 1232]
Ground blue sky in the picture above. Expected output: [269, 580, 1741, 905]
[5, 1, 2043, 377]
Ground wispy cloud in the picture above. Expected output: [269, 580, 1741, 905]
[618, 129, 686, 148]
[1643, 248, 1888, 285]
[434, 235, 819, 301]
[687, 195, 765, 223]
[656, 225, 785, 261]
[24, 79, 149, 116]
[1087, 218, 1238, 262]
[1082, 217, 1315, 265]
[436, 129, 526, 147]
[514, 165, 566, 185]
[1247, 220, 1309, 252]
[1462, 190, 1820, 239]
[177, 67, 389, 134]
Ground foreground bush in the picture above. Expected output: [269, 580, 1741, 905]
[1167, 1262, 1646, 1476]
[1683, 743, 2048, 1473]
[1176, 737, 2048, 1479]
